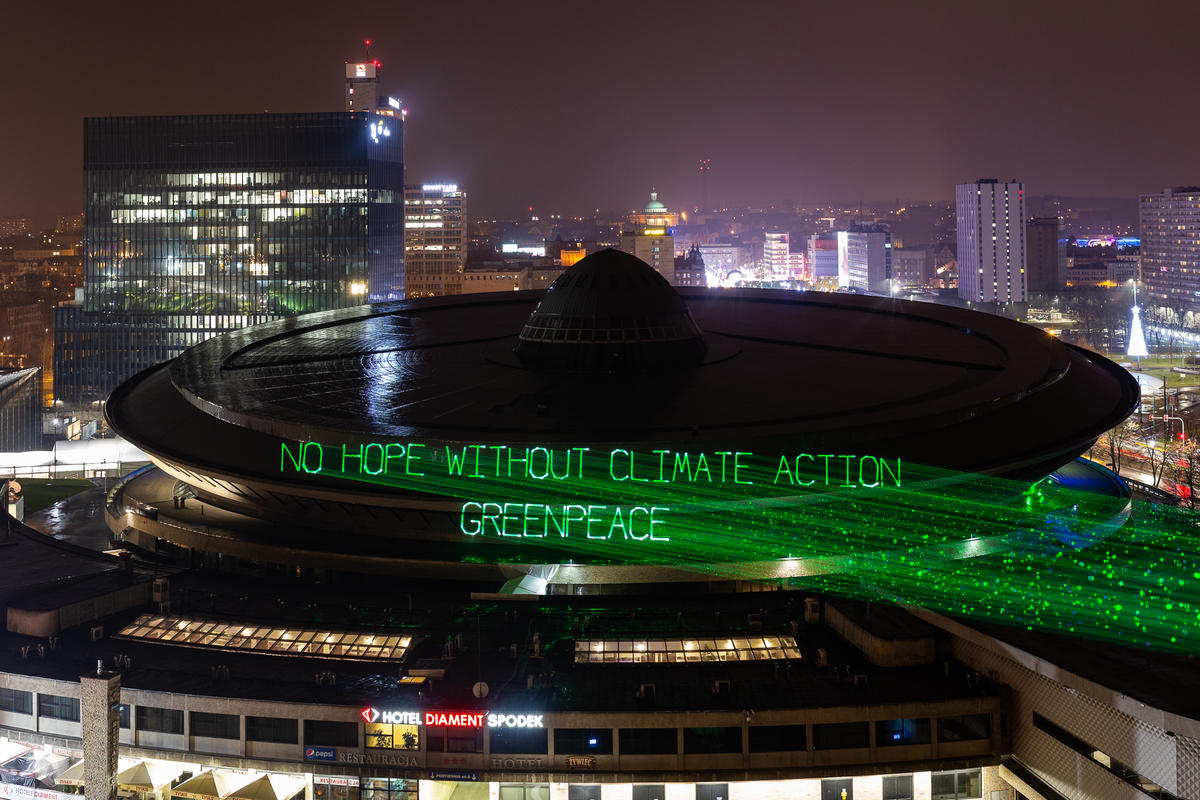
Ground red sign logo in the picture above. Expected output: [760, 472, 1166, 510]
[361, 707, 380, 723]
[425, 711, 485, 728]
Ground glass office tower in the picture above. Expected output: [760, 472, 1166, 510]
[56, 113, 404, 410]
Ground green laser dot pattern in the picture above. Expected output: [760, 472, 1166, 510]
[277, 439, 1200, 656]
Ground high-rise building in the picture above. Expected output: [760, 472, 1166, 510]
[345, 60, 380, 113]
[618, 230, 675, 284]
[55, 213, 83, 234]
[892, 246, 931, 288]
[344, 59, 405, 118]
[843, 223, 893, 293]
[1140, 187, 1200, 323]
[1026, 217, 1066, 294]
[404, 184, 466, 298]
[0, 367, 41, 450]
[621, 191, 678, 284]
[956, 179, 1027, 304]
[696, 243, 736, 273]
[0, 217, 33, 237]
[54, 112, 405, 410]
[807, 233, 840, 284]
[763, 232, 791, 278]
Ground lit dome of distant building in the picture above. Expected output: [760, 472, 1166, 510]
[630, 188, 681, 230]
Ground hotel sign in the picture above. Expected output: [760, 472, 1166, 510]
[361, 708, 544, 728]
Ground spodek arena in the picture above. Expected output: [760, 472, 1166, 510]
[2, 250, 1197, 800]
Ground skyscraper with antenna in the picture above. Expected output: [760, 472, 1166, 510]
[345, 39, 381, 113]
[345, 39, 406, 118]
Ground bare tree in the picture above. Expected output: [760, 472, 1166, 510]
[1174, 439, 1200, 508]
[1145, 434, 1179, 489]
[1090, 418, 1138, 475]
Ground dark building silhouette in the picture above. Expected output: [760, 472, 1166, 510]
[1026, 217, 1066, 294]
[673, 244, 707, 287]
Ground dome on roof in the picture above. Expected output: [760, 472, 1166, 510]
[644, 191, 667, 212]
[513, 248, 707, 371]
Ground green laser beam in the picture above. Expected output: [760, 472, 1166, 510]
[275, 438, 1200, 656]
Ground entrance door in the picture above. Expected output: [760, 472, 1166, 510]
[822, 778, 854, 800]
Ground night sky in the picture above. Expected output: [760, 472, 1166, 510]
[2, 0, 1198, 223]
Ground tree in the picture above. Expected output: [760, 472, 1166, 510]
[1088, 418, 1138, 475]
[1144, 433, 1179, 489]
[1174, 439, 1200, 508]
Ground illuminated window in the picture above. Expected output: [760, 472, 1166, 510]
[366, 721, 420, 750]
[573, 635, 799, 664]
[115, 614, 413, 662]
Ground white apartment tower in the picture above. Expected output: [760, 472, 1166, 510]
[956, 179, 1027, 303]
[404, 184, 467, 298]
[763, 232, 791, 277]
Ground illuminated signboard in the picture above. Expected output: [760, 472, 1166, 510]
[355, 64, 367, 77]
[388, 97, 401, 109]
[361, 708, 544, 728]
[369, 121, 391, 143]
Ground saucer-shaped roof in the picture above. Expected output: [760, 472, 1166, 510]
[513, 248, 707, 370]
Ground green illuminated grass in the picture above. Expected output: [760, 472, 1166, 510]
[17, 478, 94, 513]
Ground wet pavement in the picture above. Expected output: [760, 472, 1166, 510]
[23, 481, 116, 552]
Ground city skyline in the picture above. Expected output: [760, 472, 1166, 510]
[2, 0, 1199, 223]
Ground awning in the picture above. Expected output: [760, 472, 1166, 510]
[172, 771, 237, 800]
[57, 758, 140, 787]
[0, 747, 29, 770]
[52, 761, 84, 787]
[116, 761, 182, 791]
[224, 775, 304, 800]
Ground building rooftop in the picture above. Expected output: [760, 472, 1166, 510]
[0, 579, 1001, 714]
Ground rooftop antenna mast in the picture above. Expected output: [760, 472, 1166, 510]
[363, 38, 372, 59]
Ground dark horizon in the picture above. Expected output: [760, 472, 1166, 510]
[2, 0, 1198, 223]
